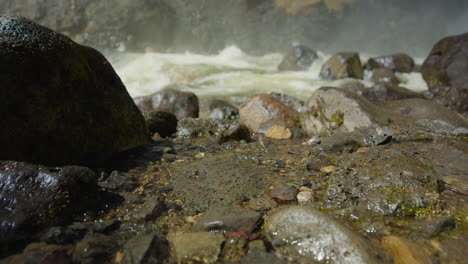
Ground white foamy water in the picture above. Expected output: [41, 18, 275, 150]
[111, 45, 428, 102]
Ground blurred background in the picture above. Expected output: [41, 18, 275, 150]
[1, 0, 467, 57]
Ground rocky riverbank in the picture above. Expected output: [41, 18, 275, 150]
[1, 15, 467, 264]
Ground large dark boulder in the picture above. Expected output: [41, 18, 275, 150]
[421, 32, 468, 90]
[0, 161, 98, 255]
[0, 16, 150, 166]
[134, 85, 200, 119]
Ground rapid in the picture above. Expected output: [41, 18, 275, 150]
[110, 45, 428, 104]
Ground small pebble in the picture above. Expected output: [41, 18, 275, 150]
[297, 191, 314, 204]
[270, 184, 298, 201]
[320, 165, 337, 174]
[195, 152, 206, 158]
[356, 147, 370, 153]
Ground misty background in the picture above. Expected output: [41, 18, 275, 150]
[0, 0, 467, 57]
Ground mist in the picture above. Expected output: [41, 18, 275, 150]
[1, 0, 467, 57]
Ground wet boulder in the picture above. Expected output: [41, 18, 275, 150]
[421, 32, 468, 90]
[365, 68, 400, 86]
[320, 52, 364, 80]
[268, 92, 305, 113]
[423, 86, 468, 116]
[318, 125, 393, 153]
[209, 99, 239, 120]
[0, 161, 98, 250]
[264, 206, 390, 263]
[0, 16, 150, 166]
[144, 111, 178, 138]
[278, 44, 318, 71]
[386, 98, 468, 128]
[366, 53, 415, 73]
[301, 87, 389, 136]
[134, 85, 199, 118]
[240, 93, 300, 134]
[362, 83, 422, 103]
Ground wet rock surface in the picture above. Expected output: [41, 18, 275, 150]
[72, 233, 119, 264]
[208, 99, 240, 120]
[1, 115, 467, 262]
[366, 53, 415, 73]
[121, 233, 169, 264]
[0, 15, 149, 166]
[144, 111, 178, 138]
[320, 52, 364, 80]
[134, 86, 200, 118]
[277, 44, 318, 71]
[365, 68, 400, 86]
[264, 206, 390, 263]
[301, 87, 389, 135]
[171, 154, 266, 215]
[421, 32, 468, 90]
[194, 206, 262, 233]
[170, 232, 225, 264]
[176, 118, 251, 142]
[386, 98, 468, 128]
[0, 161, 98, 250]
[240, 93, 300, 134]
[363, 82, 422, 103]
[423, 86, 468, 116]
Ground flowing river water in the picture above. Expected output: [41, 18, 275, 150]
[109, 45, 428, 104]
